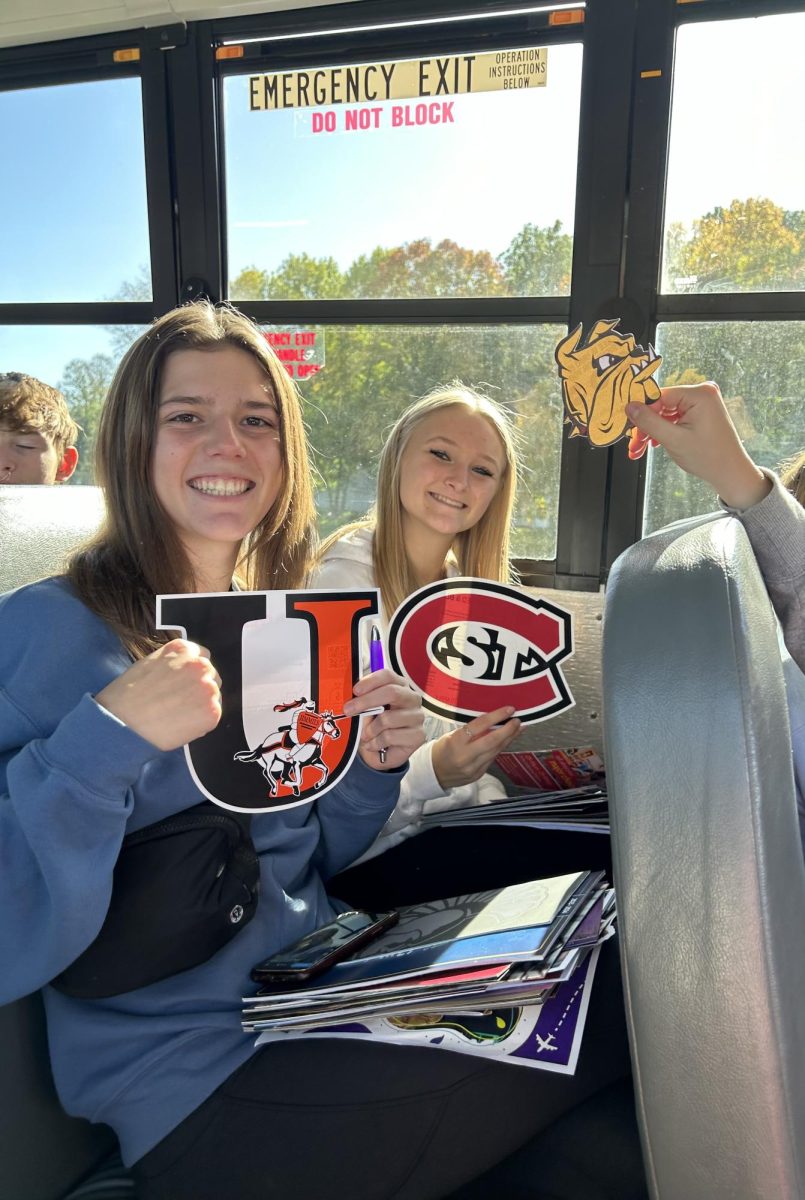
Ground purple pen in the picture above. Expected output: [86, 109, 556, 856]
[369, 624, 385, 673]
[369, 625, 388, 763]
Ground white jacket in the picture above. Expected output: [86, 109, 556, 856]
[310, 527, 506, 862]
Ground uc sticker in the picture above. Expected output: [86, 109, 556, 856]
[156, 587, 379, 813]
[387, 579, 575, 725]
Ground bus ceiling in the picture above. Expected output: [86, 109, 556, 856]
[0, 0, 369, 50]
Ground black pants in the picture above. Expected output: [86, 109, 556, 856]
[134, 827, 645, 1200]
[329, 825, 613, 912]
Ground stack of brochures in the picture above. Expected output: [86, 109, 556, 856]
[415, 746, 609, 835]
[242, 873, 615, 1075]
[495, 747, 606, 792]
[418, 783, 608, 835]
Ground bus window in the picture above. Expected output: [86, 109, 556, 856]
[224, 43, 582, 301]
[0, 78, 152, 303]
[643, 319, 805, 533]
[640, 7, 805, 534]
[661, 13, 805, 296]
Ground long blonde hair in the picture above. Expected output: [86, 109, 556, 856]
[780, 448, 805, 508]
[319, 384, 518, 617]
[68, 301, 316, 657]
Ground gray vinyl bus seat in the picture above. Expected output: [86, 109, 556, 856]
[0, 485, 132, 1200]
[603, 510, 805, 1200]
[0, 483, 104, 589]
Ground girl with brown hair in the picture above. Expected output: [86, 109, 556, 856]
[0, 315, 643, 1198]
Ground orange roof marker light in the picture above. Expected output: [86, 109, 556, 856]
[216, 45, 245, 60]
[549, 8, 584, 25]
[113, 48, 140, 63]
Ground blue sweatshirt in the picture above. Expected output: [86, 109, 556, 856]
[0, 577, 401, 1165]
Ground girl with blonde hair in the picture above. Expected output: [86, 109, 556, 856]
[313, 383, 523, 860]
[780, 448, 805, 508]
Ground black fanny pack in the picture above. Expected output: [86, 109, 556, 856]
[51, 803, 260, 999]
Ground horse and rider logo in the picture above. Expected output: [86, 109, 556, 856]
[233, 697, 344, 798]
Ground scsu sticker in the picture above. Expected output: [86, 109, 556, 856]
[387, 579, 575, 724]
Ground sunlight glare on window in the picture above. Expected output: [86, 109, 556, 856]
[662, 14, 805, 295]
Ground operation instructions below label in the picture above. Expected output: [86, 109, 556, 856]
[249, 48, 548, 111]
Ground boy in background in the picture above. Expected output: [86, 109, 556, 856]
[0, 372, 79, 485]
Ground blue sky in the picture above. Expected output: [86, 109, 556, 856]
[0, 77, 150, 305]
[0, 75, 150, 383]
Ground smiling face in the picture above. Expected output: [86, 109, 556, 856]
[152, 345, 283, 581]
[398, 407, 506, 552]
[0, 425, 76, 484]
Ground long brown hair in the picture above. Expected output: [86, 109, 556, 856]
[318, 384, 518, 618]
[68, 301, 316, 657]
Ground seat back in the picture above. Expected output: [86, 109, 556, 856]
[603, 511, 805, 1200]
[1, 484, 104, 589]
[0, 484, 115, 1200]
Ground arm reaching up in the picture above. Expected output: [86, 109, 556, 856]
[627, 382, 804, 671]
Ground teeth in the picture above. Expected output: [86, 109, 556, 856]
[190, 478, 251, 496]
[431, 492, 465, 509]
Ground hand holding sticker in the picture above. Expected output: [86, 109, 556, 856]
[345, 663, 425, 772]
[625, 382, 771, 507]
[431, 706, 520, 791]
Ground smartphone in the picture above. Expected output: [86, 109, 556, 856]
[250, 909, 399, 987]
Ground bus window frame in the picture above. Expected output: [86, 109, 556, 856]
[2, 0, 801, 584]
[0, 26, 178, 325]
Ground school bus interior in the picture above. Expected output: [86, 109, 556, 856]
[1, 0, 804, 1196]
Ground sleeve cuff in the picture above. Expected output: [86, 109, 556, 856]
[37, 693, 164, 800]
[403, 741, 450, 804]
[718, 468, 778, 515]
[334, 752, 408, 811]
